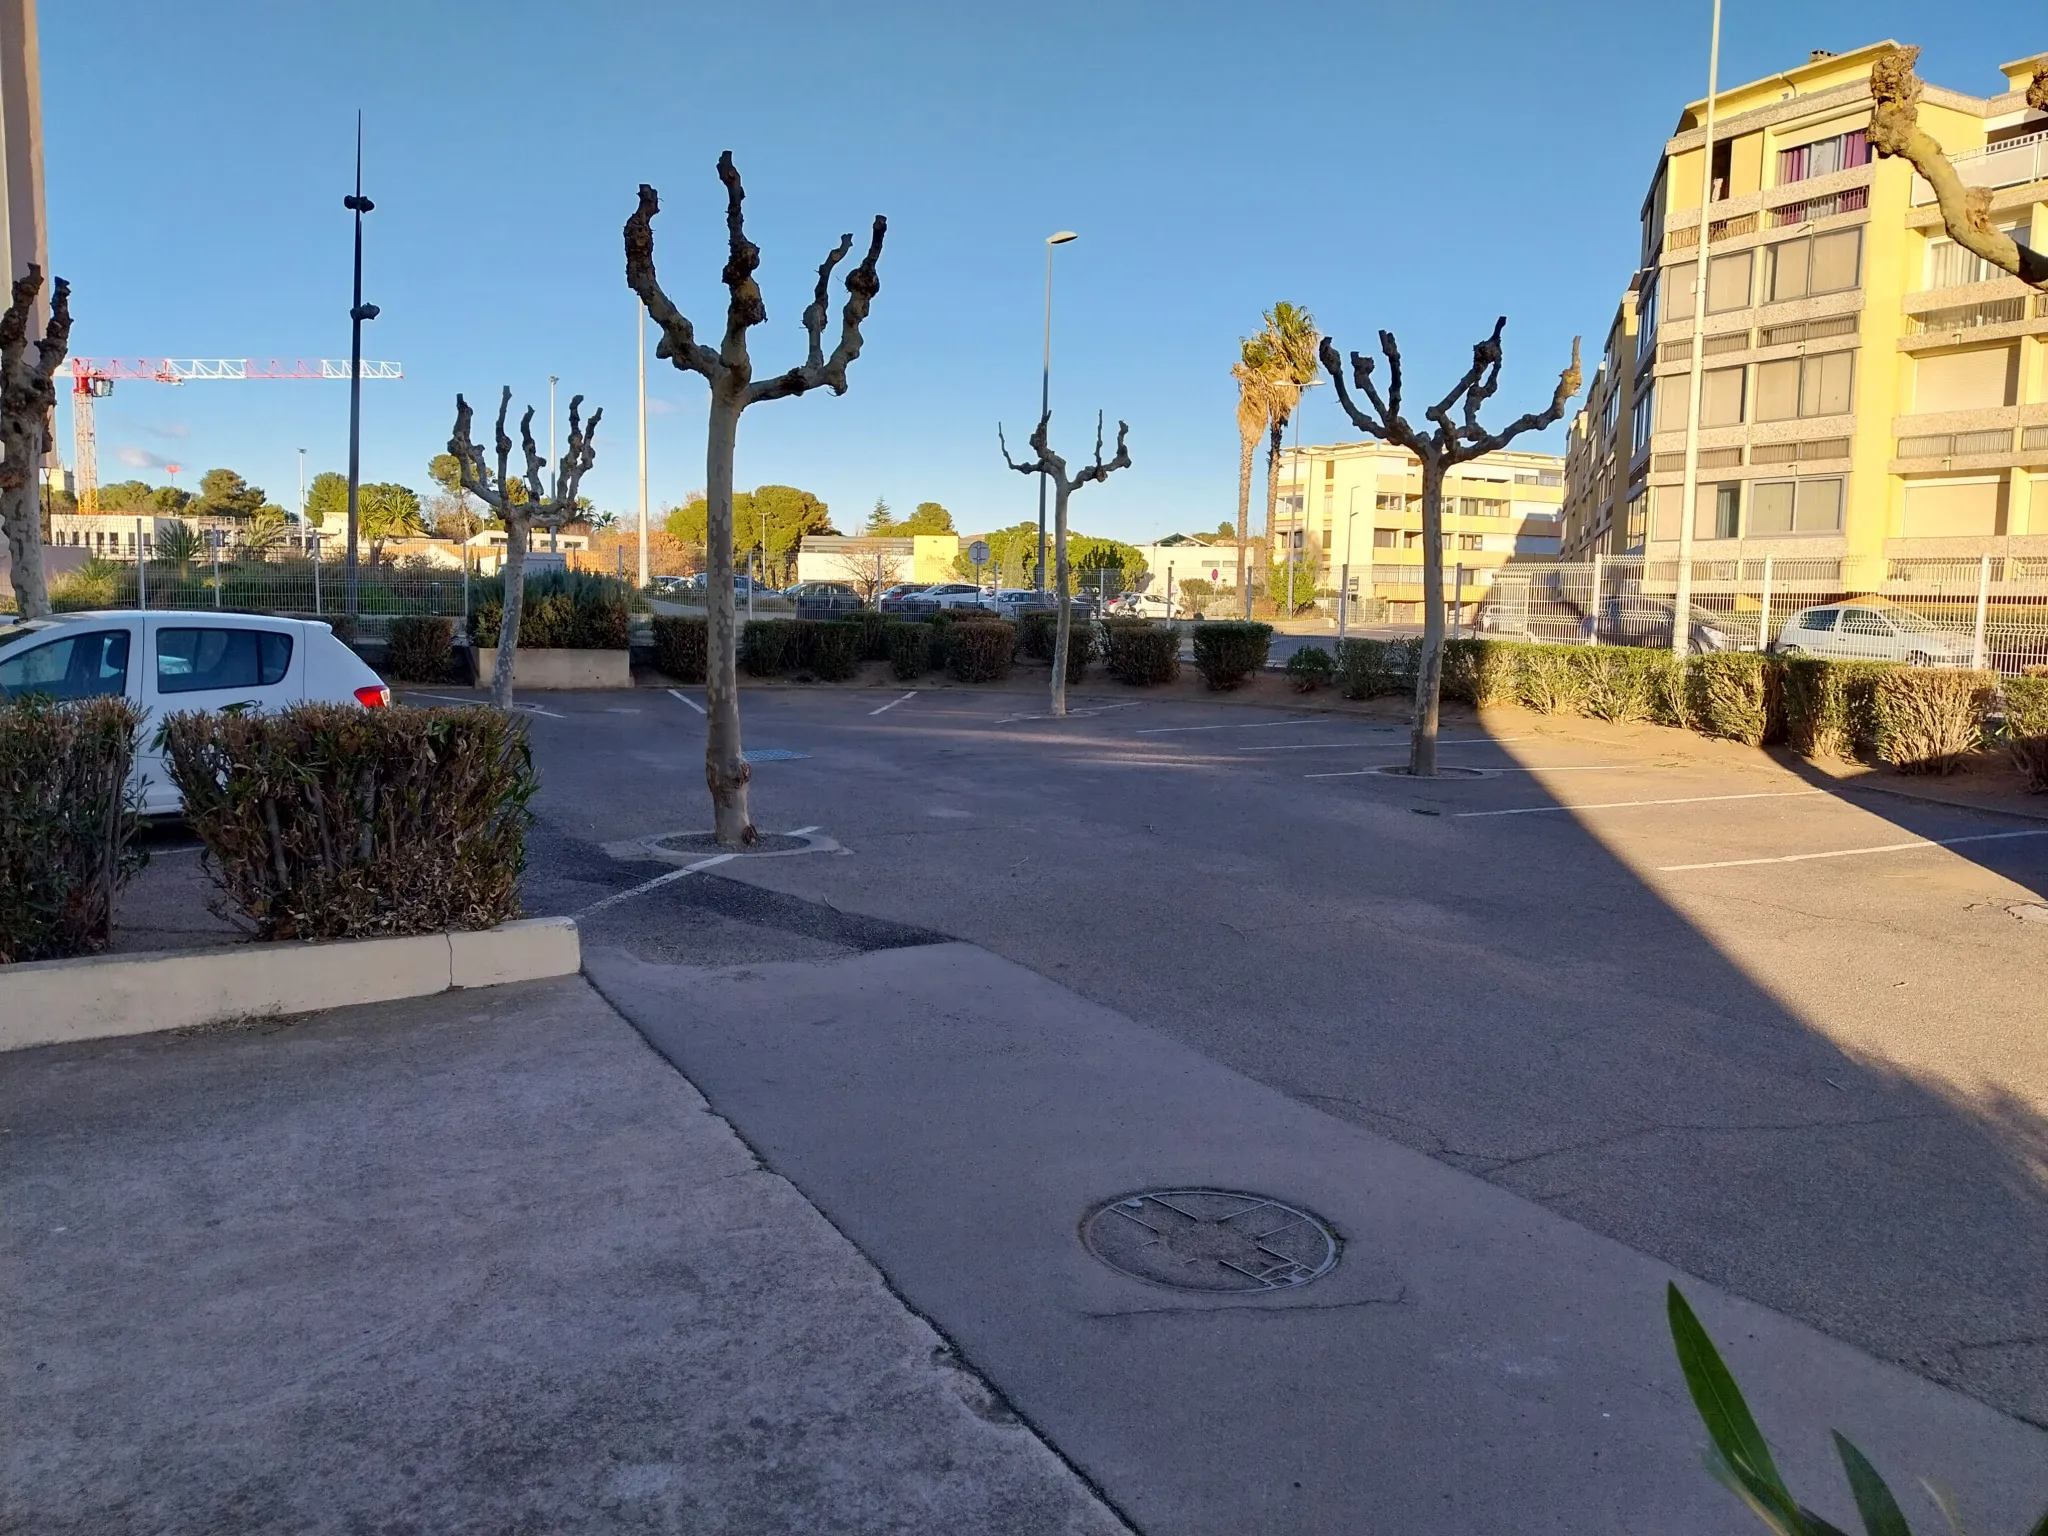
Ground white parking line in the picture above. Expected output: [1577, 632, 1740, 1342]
[668, 689, 707, 714]
[870, 691, 918, 715]
[1458, 790, 1828, 819]
[1239, 736, 1528, 753]
[1135, 717, 1330, 735]
[1305, 763, 1632, 780]
[577, 852, 735, 916]
[1660, 828, 2048, 872]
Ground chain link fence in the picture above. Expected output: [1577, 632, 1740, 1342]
[1479, 555, 2048, 677]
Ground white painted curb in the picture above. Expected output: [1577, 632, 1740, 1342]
[0, 917, 580, 1052]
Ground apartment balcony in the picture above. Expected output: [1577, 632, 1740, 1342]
[1898, 285, 2048, 350]
[1910, 129, 2048, 205]
[1889, 410, 2048, 473]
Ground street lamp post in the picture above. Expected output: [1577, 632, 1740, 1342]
[1673, 0, 1724, 656]
[1035, 230, 1078, 593]
[637, 300, 649, 589]
[297, 447, 306, 524]
[1338, 485, 1364, 642]
[342, 112, 379, 622]
[548, 375, 559, 553]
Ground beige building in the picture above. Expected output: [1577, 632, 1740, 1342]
[1563, 42, 2048, 575]
[1273, 442, 1565, 621]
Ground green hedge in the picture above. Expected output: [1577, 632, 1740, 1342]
[1871, 668, 1993, 774]
[1103, 621, 1179, 686]
[2005, 676, 2048, 791]
[741, 618, 810, 677]
[384, 616, 456, 683]
[946, 620, 1016, 683]
[1059, 620, 1098, 682]
[471, 569, 631, 650]
[651, 615, 708, 682]
[887, 621, 934, 680]
[852, 609, 892, 662]
[1192, 621, 1272, 691]
[1336, 637, 1418, 700]
[1285, 647, 1335, 693]
[1018, 610, 1059, 662]
[0, 695, 144, 963]
[1441, 638, 1519, 707]
[810, 622, 865, 682]
[1781, 658, 1892, 760]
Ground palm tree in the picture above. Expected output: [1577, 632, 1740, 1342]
[154, 519, 203, 573]
[1231, 340, 1273, 619]
[1254, 303, 1320, 614]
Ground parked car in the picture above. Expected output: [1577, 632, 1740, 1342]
[920, 582, 994, 611]
[0, 610, 388, 815]
[1775, 601, 1975, 666]
[879, 584, 941, 615]
[652, 574, 691, 594]
[1109, 592, 1173, 619]
[993, 588, 1054, 618]
[1599, 596, 1733, 654]
[781, 581, 859, 602]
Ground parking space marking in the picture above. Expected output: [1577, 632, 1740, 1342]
[405, 690, 568, 720]
[1305, 763, 1633, 780]
[577, 852, 735, 916]
[870, 691, 918, 715]
[668, 689, 707, 714]
[1457, 789, 1828, 819]
[1239, 735, 1527, 753]
[1660, 828, 2048, 872]
[1135, 717, 1331, 735]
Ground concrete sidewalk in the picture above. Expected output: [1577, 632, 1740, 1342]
[0, 977, 1129, 1535]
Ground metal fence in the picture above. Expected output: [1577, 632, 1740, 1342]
[49, 550, 480, 627]
[1478, 555, 2048, 677]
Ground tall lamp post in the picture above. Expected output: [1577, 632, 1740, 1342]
[1672, 0, 1724, 655]
[342, 112, 378, 621]
[548, 374, 559, 553]
[1035, 229, 1078, 593]
[636, 300, 649, 588]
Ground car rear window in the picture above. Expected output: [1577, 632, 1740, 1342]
[156, 627, 293, 693]
[1799, 608, 1839, 632]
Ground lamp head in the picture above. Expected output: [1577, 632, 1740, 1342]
[1047, 230, 1078, 245]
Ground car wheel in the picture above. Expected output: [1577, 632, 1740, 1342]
[1908, 650, 1933, 667]
[1778, 644, 1803, 657]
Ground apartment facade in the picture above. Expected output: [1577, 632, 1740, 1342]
[1273, 442, 1564, 621]
[1563, 42, 2048, 577]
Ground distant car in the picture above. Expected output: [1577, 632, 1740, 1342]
[0, 610, 388, 816]
[1775, 601, 1975, 666]
[993, 588, 1054, 618]
[921, 582, 993, 611]
[1110, 592, 1174, 619]
[781, 581, 859, 602]
[879, 584, 940, 615]
[1598, 596, 1733, 654]
[652, 574, 688, 594]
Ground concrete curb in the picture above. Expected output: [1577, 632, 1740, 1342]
[0, 917, 580, 1052]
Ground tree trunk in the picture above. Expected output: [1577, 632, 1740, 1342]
[490, 513, 528, 709]
[703, 392, 754, 847]
[1263, 420, 1286, 615]
[1050, 483, 1072, 718]
[0, 466, 49, 619]
[1409, 459, 1445, 777]
[1236, 429, 1256, 620]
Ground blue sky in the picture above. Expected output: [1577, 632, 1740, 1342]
[44, 2, 2036, 543]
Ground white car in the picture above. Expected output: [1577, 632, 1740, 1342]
[920, 582, 994, 611]
[1776, 601, 1975, 666]
[0, 610, 389, 815]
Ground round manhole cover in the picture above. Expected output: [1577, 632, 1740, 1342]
[1081, 1190, 1339, 1292]
[654, 831, 814, 855]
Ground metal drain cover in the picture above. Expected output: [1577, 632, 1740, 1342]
[1082, 1190, 1338, 1292]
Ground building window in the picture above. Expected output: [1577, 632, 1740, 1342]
[1702, 365, 1745, 426]
[1925, 226, 2028, 290]
[1707, 250, 1752, 313]
[1775, 128, 1869, 186]
[1902, 477, 2003, 538]
[1321, 529, 1332, 550]
[1457, 533, 1483, 550]
[1376, 493, 1405, 512]
[1912, 343, 2018, 412]
[1694, 482, 1743, 540]
[1599, 384, 1620, 439]
[1624, 489, 1648, 552]
[1764, 228, 1862, 301]
[1323, 460, 1335, 481]
[1456, 496, 1508, 518]
[1748, 477, 1844, 535]
[1755, 351, 1855, 420]
[1632, 386, 1655, 453]
[1373, 528, 1398, 548]
[1636, 277, 1659, 355]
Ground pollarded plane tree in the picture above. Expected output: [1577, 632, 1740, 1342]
[0, 267, 73, 619]
[1319, 319, 1580, 776]
[999, 410, 1132, 718]
[625, 153, 885, 848]
[1870, 47, 2047, 292]
[448, 386, 602, 709]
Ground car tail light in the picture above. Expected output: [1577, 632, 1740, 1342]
[354, 684, 391, 708]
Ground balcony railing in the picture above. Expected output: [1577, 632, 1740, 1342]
[1906, 297, 2029, 335]
[1911, 129, 2048, 204]
[1769, 186, 1868, 226]
[1757, 314, 1859, 348]
[1896, 428, 2015, 458]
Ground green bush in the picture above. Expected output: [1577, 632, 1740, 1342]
[853, 609, 891, 662]
[1583, 647, 1682, 725]
[1517, 645, 1592, 716]
[1686, 652, 1781, 746]
[1871, 668, 1993, 774]
[383, 615, 455, 683]
[0, 695, 145, 963]
[1335, 637, 1417, 700]
[1057, 619, 1098, 682]
[1781, 657, 1893, 760]
[946, 620, 1016, 683]
[651, 615, 708, 683]
[161, 703, 535, 941]
[810, 622, 864, 682]
[1285, 646, 1335, 693]
[1441, 639, 1521, 707]
[886, 621, 934, 681]
[741, 618, 806, 677]
[1103, 620, 1180, 686]
[2003, 676, 2048, 792]
[1192, 621, 1272, 690]
[1018, 610, 1059, 661]
[471, 569, 631, 649]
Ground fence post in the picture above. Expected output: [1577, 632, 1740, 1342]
[1758, 555, 1773, 654]
[1167, 561, 1174, 622]
[1336, 561, 1348, 642]
[211, 530, 221, 609]
[1451, 563, 1464, 640]
[135, 518, 147, 610]
[312, 533, 323, 617]
[1971, 553, 1991, 670]
[1587, 552, 1603, 644]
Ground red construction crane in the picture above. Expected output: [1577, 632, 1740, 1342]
[69, 357, 403, 513]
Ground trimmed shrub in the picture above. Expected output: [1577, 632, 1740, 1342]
[1583, 647, 1681, 725]
[853, 609, 891, 662]
[1871, 668, 1994, 774]
[1335, 637, 1417, 700]
[1192, 621, 1272, 691]
[810, 622, 864, 682]
[1518, 645, 1592, 716]
[1018, 610, 1059, 661]
[161, 703, 535, 941]
[0, 695, 144, 963]
[1285, 646, 1336, 693]
[651, 615, 708, 683]
[1103, 620, 1179, 686]
[1782, 657, 1892, 760]
[384, 615, 456, 683]
[1058, 620, 1098, 682]
[1686, 652, 1781, 746]
[471, 569, 631, 650]
[886, 621, 934, 681]
[946, 620, 1016, 683]
[1441, 639, 1520, 708]
[741, 619, 806, 677]
[2003, 676, 2048, 792]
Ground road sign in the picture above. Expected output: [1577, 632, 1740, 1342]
[967, 539, 990, 565]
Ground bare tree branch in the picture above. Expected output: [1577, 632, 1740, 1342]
[0, 266, 73, 619]
[1870, 46, 2047, 290]
[716, 150, 767, 371]
[624, 186, 720, 376]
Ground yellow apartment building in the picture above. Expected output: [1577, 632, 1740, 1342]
[1273, 443, 1565, 622]
[1562, 42, 2048, 578]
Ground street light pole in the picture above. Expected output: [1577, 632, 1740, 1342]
[297, 447, 306, 523]
[1673, 0, 1724, 656]
[637, 300, 649, 589]
[548, 375, 559, 553]
[342, 114, 379, 622]
[1036, 230, 1078, 593]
